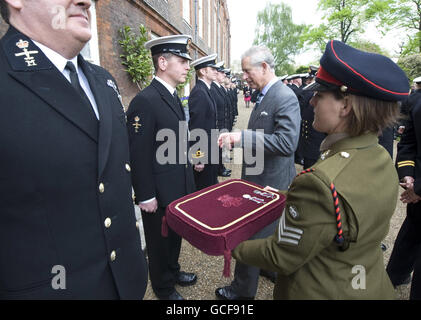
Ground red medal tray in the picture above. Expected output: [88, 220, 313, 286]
[163, 179, 286, 277]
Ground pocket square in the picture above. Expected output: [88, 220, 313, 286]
[260, 111, 268, 116]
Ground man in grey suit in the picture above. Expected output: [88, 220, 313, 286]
[216, 46, 301, 300]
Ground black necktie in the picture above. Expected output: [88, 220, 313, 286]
[173, 91, 185, 118]
[65, 61, 96, 117]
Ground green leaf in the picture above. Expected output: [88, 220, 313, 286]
[118, 24, 154, 90]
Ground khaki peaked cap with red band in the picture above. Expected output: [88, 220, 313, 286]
[304, 40, 410, 102]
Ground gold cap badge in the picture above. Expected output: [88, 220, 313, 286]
[192, 150, 205, 159]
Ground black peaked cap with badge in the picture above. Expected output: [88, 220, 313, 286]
[215, 61, 225, 73]
[144, 34, 192, 60]
[304, 40, 409, 101]
[191, 53, 218, 70]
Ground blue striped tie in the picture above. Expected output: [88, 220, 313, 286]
[254, 92, 264, 109]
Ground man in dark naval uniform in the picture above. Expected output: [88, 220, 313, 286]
[210, 61, 231, 177]
[301, 71, 326, 168]
[223, 68, 235, 131]
[0, 0, 148, 299]
[189, 54, 219, 190]
[287, 74, 305, 165]
[387, 76, 421, 300]
[231, 79, 239, 126]
[127, 35, 197, 300]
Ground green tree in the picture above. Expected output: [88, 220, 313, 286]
[119, 25, 154, 90]
[348, 39, 390, 55]
[397, 54, 421, 81]
[367, 0, 421, 54]
[301, 0, 377, 51]
[176, 68, 193, 98]
[253, 3, 304, 75]
[295, 65, 309, 74]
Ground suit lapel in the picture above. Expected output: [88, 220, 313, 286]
[248, 80, 281, 127]
[151, 79, 184, 120]
[79, 56, 114, 177]
[7, 69, 99, 143]
[2, 27, 99, 143]
[248, 97, 264, 127]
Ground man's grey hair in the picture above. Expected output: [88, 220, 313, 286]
[241, 46, 275, 70]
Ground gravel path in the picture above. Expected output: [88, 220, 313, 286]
[142, 93, 411, 300]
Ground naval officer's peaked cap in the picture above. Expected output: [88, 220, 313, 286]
[145, 34, 192, 60]
[304, 40, 409, 101]
[214, 61, 225, 72]
[191, 54, 218, 70]
[413, 76, 421, 84]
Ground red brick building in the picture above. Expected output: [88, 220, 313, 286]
[0, 0, 231, 106]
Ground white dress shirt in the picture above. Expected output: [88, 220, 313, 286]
[32, 40, 100, 119]
[154, 76, 177, 95]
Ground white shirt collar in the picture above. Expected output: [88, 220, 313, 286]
[32, 40, 78, 73]
[32, 40, 100, 120]
[155, 76, 176, 95]
[213, 81, 221, 88]
[261, 77, 279, 96]
[199, 78, 211, 90]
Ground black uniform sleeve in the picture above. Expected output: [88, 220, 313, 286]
[396, 108, 417, 180]
[188, 90, 207, 132]
[126, 94, 157, 202]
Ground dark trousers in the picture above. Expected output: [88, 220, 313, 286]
[194, 164, 218, 191]
[141, 206, 181, 297]
[218, 143, 229, 174]
[230, 219, 279, 297]
[411, 256, 421, 299]
[387, 202, 421, 299]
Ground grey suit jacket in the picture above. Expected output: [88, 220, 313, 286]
[241, 79, 301, 190]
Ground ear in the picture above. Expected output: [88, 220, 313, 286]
[340, 96, 353, 117]
[200, 68, 206, 78]
[4, 0, 23, 10]
[261, 61, 269, 73]
[157, 56, 168, 72]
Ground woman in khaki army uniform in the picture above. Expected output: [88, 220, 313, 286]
[232, 40, 410, 299]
